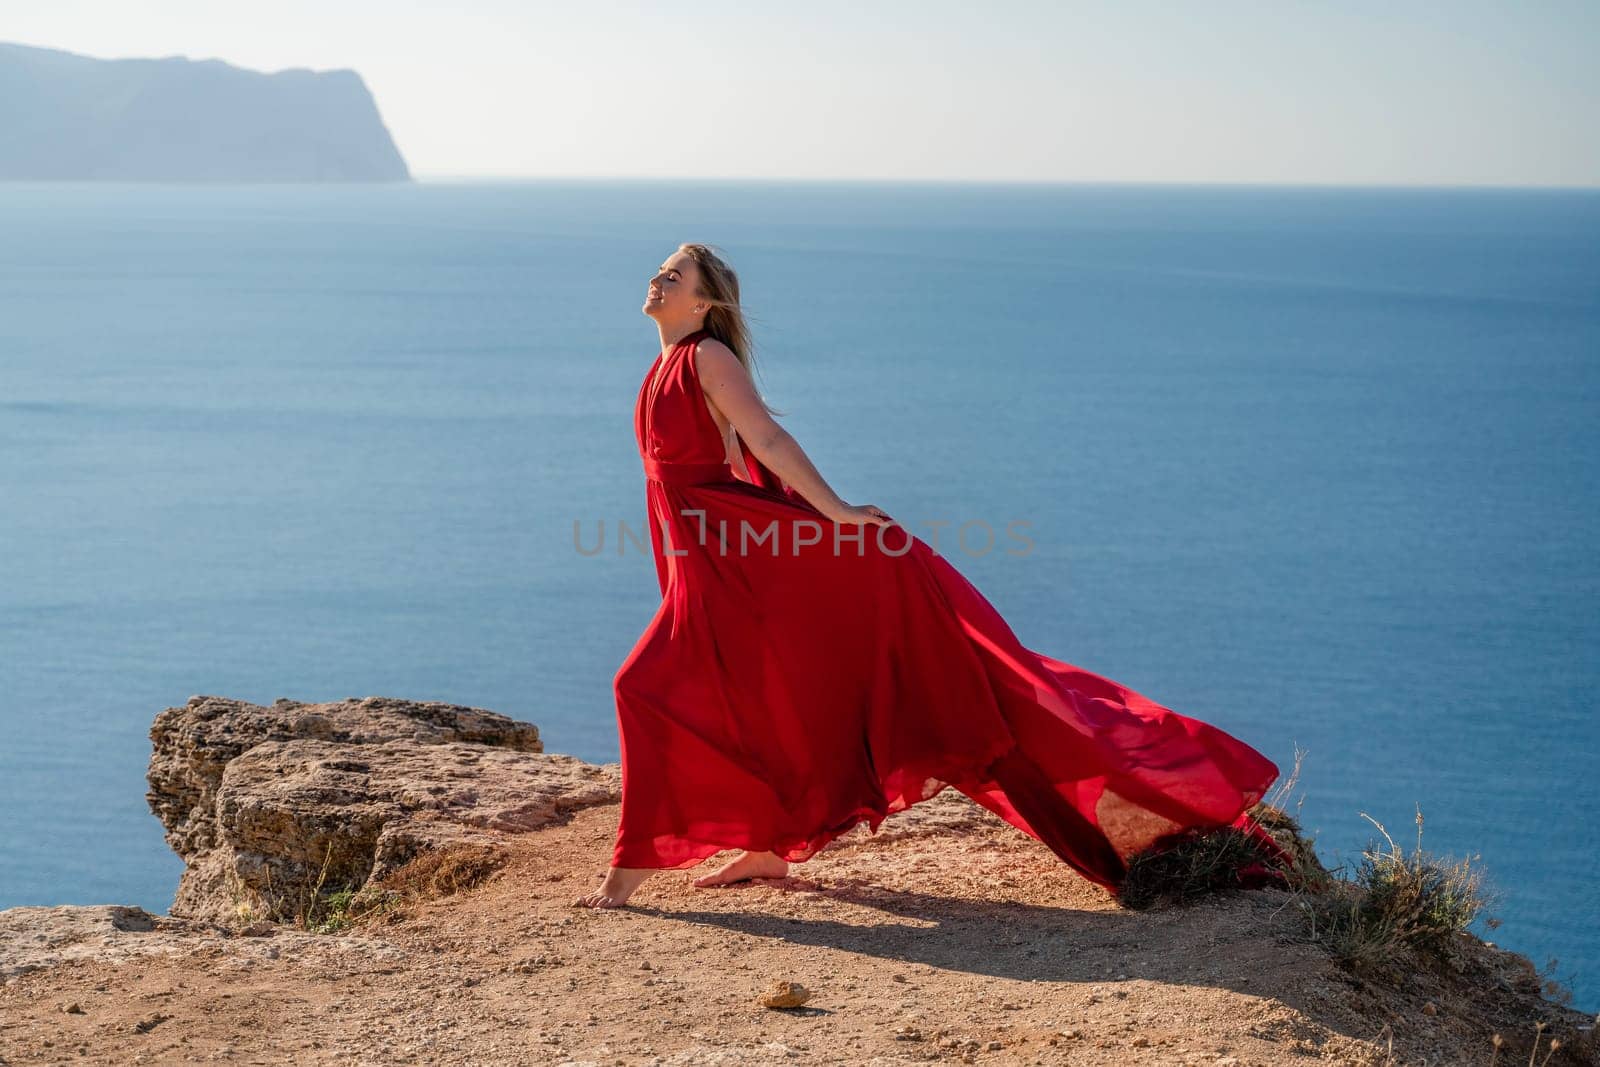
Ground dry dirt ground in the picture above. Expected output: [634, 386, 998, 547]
[1, 792, 1592, 1066]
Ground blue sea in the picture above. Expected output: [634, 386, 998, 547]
[1, 180, 1595, 1011]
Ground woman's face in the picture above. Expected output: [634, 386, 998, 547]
[644, 251, 703, 320]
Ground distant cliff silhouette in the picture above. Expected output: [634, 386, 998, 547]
[0, 42, 411, 182]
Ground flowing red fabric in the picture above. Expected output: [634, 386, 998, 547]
[611, 328, 1289, 896]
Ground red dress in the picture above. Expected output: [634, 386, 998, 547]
[611, 328, 1286, 895]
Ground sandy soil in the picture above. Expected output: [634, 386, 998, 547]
[1, 792, 1592, 1066]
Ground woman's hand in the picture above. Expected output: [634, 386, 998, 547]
[826, 502, 894, 527]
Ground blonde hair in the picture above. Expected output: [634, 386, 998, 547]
[678, 242, 783, 417]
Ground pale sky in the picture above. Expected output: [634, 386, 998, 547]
[6, 0, 1597, 186]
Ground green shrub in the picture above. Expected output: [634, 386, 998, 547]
[1282, 796, 1492, 977]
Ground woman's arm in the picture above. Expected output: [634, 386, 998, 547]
[695, 340, 889, 525]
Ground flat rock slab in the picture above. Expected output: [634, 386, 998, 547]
[0, 904, 403, 984]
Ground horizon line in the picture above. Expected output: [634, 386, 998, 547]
[409, 174, 1600, 192]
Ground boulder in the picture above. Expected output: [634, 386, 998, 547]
[144, 695, 618, 925]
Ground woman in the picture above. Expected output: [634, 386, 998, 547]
[576, 243, 1284, 909]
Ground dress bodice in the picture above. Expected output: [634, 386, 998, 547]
[633, 329, 799, 494]
[633, 328, 729, 473]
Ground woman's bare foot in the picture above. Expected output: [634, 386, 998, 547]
[573, 866, 655, 909]
[692, 849, 789, 888]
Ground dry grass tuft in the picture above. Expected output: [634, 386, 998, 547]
[1290, 804, 1486, 978]
[1119, 814, 1293, 909]
[376, 843, 508, 900]
[299, 843, 509, 933]
[1118, 747, 1315, 911]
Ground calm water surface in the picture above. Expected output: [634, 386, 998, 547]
[1, 180, 1595, 1009]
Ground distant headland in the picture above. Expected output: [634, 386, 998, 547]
[0, 41, 410, 182]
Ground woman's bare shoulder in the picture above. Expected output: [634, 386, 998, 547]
[692, 335, 775, 429]
[691, 336, 749, 383]
[693, 335, 740, 364]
